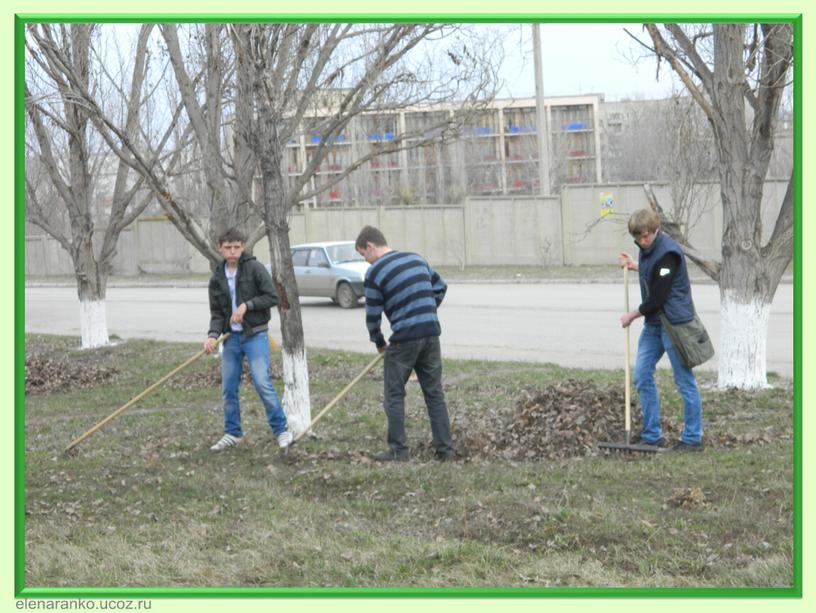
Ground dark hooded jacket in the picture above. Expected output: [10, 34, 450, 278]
[207, 252, 278, 338]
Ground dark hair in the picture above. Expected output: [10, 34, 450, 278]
[355, 225, 388, 250]
[217, 227, 246, 245]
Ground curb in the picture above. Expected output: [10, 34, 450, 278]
[25, 276, 794, 289]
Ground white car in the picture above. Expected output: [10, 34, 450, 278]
[267, 241, 369, 308]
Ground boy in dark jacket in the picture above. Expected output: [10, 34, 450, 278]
[203, 228, 292, 451]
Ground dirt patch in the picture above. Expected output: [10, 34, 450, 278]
[665, 487, 708, 508]
[25, 356, 120, 395]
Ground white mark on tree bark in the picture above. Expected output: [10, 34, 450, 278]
[281, 347, 312, 436]
[79, 299, 110, 349]
[718, 292, 770, 389]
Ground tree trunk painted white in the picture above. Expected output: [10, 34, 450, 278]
[79, 298, 110, 349]
[717, 292, 771, 389]
[281, 346, 311, 436]
[266, 223, 313, 436]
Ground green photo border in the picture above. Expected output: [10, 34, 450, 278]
[14, 11, 803, 600]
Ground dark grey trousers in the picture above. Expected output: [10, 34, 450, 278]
[383, 336, 453, 456]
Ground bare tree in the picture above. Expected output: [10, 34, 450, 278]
[28, 22, 500, 432]
[224, 23, 500, 432]
[636, 23, 793, 389]
[25, 24, 157, 348]
[28, 24, 226, 268]
[159, 24, 264, 254]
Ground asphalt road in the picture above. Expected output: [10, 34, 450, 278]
[24, 281, 794, 377]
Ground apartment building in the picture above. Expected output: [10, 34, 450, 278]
[285, 94, 605, 207]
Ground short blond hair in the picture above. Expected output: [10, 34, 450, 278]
[628, 209, 660, 236]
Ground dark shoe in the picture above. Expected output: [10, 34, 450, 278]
[668, 440, 704, 453]
[372, 448, 409, 462]
[631, 434, 667, 448]
[434, 450, 455, 462]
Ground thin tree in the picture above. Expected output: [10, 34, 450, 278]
[635, 23, 793, 389]
[159, 24, 263, 253]
[31, 22, 500, 432]
[25, 24, 158, 348]
[224, 23, 499, 432]
[28, 24, 226, 268]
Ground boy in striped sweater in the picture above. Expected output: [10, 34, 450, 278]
[355, 226, 454, 462]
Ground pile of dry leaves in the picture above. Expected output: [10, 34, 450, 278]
[452, 379, 680, 461]
[25, 356, 119, 395]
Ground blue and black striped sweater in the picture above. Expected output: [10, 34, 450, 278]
[363, 250, 447, 348]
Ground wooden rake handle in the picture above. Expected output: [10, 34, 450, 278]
[294, 351, 384, 443]
[64, 333, 230, 454]
[624, 266, 632, 442]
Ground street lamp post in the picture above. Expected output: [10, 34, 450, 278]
[532, 23, 551, 196]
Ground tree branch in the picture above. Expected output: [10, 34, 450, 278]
[760, 171, 793, 286]
[24, 176, 72, 253]
[643, 182, 721, 282]
[24, 88, 79, 217]
[645, 24, 716, 123]
[664, 24, 715, 94]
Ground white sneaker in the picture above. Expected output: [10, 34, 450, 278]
[276, 430, 293, 449]
[210, 433, 243, 451]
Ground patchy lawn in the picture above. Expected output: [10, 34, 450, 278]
[23, 334, 794, 589]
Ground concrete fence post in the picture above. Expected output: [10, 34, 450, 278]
[461, 203, 470, 268]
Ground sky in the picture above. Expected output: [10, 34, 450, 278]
[92, 23, 683, 106]
[497, 23, 682, 101]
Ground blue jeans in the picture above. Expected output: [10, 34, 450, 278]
[633, 323, 703, 444]
[383, 337, 453, 456]
[221, 331, 287, 437]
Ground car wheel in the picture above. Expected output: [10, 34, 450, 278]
[336, 282, 357, 309]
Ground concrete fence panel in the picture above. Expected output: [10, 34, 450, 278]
[136, 218, 196, 273]
[560, 180, 786, 266]
[464, 197, 561, 266]
[388, 206, 462, 266]
[24, 180, 789, 276]
[111, 227, 139, 275]
[25, 237, 46, 276]
[560, 182, 664, 265]
[25, 237, 47, 276]
[465, 199, 501, 264]
[287, 211, 308, 245]
[25, 236, 74, 276]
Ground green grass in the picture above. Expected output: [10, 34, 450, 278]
[23, 334, 794, 588]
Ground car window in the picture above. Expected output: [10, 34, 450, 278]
[326, 243, 364, 264]
[292, 249, 309, 266]
[309, 249, 329, 267]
